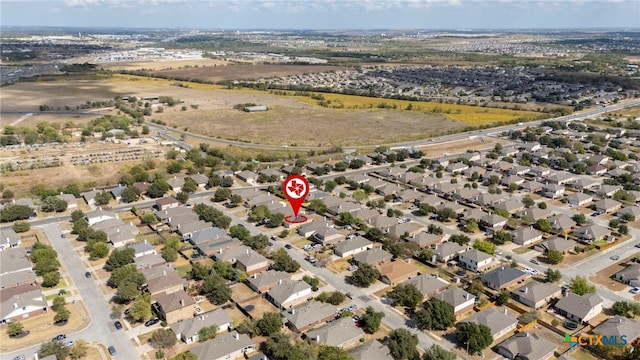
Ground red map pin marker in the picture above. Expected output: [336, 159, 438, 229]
[283, 174, 309, 224]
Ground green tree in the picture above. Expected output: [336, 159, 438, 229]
[422, 344, 456, 360]
[545, 268, 562, 283]
[546, 249, 564, 264]
[120, 186, 140, 203]
[267, 213, 285, 228]
[42, 271, 61, 287]
[117, 280, 141, 302]
[190, 262, 211, 281]
[570, 276, 596, 295]
[271, 248, 300, 273]
[7, 322, 24, 337]
[249, 204, 271, 222]
[492, 231, 513, 245]
[347, 264, 380, 288]
[450, 234, 471, 246]
[171, 351, 198, 360]
[468, 279, 484, 296]
[538, 202, 547, 209]
[130, 295, 152, 322]
[535, 218, 554, 233]
[436, 207, 456, 222]
[51, 296, 66, 312]
[38, 340, 70, 360]
[89, 241, 109, 259]
[388, 283, 423, 310]
[69, 339, 89, 360]
[201, 274, 231, 305]
[41, 196, 67, 212]
[572, 213, 586, 226]
[465, 218, 479, 233]
[324, 179, 337, 193]
[0, 204, 34, 222]
[54, 307, 71, 323]
[522, 196, 535, 208]
[327, 291, 347, 305]
[141, 212, 158, 224]
[151, 328, 177, 349]
[105, 247, 135, 271]
[360, 306, 384, 334]
[388, 328, 420, 360]
[339, 212, 358, 226]
[12, 220, 30, 233]
[229, 224, 251, 241]
[473, 239, 496, 255]
[182, 177, 198, 193]
[455, 323, 493, 354]
[415, 298, 455, 331]
[95, 190, 112, 205]
[256, 312, 283, 336]
[197, 325, 218, 342]
[418, 203, 435, 216]
[495, 290, 511, 306]
[317, 345, 353, 360]
[214, 188, 232, 202]
[302, 275, 320, 287]
[245, 234, 269, 250]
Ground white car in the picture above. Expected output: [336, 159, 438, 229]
[631, 287, 640, 294]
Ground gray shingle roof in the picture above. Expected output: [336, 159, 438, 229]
[496, 332, 557, 360]
[189, 331, 254, 360]
[461, 307, 518, 338]
[305, 316, 365, 348]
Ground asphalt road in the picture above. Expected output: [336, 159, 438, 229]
[1, 224, 139, 360]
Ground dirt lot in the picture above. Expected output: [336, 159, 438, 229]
[589, 262, 628, 291]
[97, 58, 229, 71]
[150, 63, 348, 83]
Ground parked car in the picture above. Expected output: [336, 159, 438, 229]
[64, 340, 74, 347]
[53, 334, 66, 341]
[85, 272, 91, 278]
[13, 356, 25, 360]
[108, 346, 117, 356]
[144, 318, 159, 327]
[530, 259, 540, 265]
[630, 287, 640, 294]
[285, 244, 292, 249]
[347, 265, 357, 272]
[124, 308, 130, 315]
[635, 243, 640, 248]
[610, 255, 620, 261]
[60, 234, 66, 238]
[114, 321, 122, 330]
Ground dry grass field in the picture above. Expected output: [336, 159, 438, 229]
[96, 58, 229, 71]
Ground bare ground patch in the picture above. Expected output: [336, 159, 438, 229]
[589, 262, 627, 291]
[150, 63, 348, 82]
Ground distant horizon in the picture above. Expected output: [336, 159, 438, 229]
[1, 0, 638, 30]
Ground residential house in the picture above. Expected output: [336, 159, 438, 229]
[536, 237, 577, 254]
[433, 287, 475, 316]
[567, 193, 593, 207]
[519, 207, 553, 221]
[573, 177, 601, 190]
[549, 214, 577, 235]
[349, 340, 393, 360]
[55, 193, 77, 210]
[376, 183, 402, 197]
[155, 197, 179, 211]
[311, 226, 346, 246]
[235, 249, 270, 276]
[433, 242, 465, 263]
[247, 270, 291, 293]
[461, 307, 518, 340]
[129, 241, 157, 258]
[353, 248, 393, 267]
[81, 189, 99, 206]
[0, 283, 47, 323]
[282, 301, 337, 332]
[145, 269, 185, 296]
[598, 185, 622, 198]
[377, 260, 420, 286]
[171, 308, 233, 343]
[407, 232, 443, 248]
[352, 208, 380, 224]
[134, 254, 167, 270]
[369, 216, 400, 231]
[109, 184, 127, 202]
[495, 332, 557, 360]
[195, 237, 241, 257]
[152, 289, 196, 324]
[512, 227, 544, 246]
[480, 266, 527, 290]
[328, 202, 362, 216]
[236, 170, 259, 183]
[542, 184, 565, 199]
[305, 317, 365, 348]
[85, 208, 116, 226]
[459, 249, 494, 272]
[407, 274, 449, 300]
[167, 177, 185, 193]
[520, 181, 544, 194]
[594, 198, 623, 214]
[259, 168, 285, 180]
[187, 226, 229, 245]
[266, 279, 312, 309]
[388, 222, 423, 239]
[297, 220, 334, 238]
[572, 224, 612, 244]
[189, 331, 255, 360]
[618, 206, 640, 221]
[333, 236, 374, 258]
[614, 264, 640, 287]
[592, 316, 640, 346]
[479, 213, 508, 234]
[132, 181, 151, 196]
[554, 293, 604, 324]
[0, 228, 20, 251]
[511, 281, 562, 309]
[494, 199, 526, 214]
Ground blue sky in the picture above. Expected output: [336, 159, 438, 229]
[1, 0, 638, 30]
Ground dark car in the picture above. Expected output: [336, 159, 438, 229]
[85, 272, 91, 278]
[114, 320, 122, 330]
[124, 308, 130, 316]
[60, 234, 66, 238]
[285, 244, 292, 249]
[108, 346, 117, 356]
[53, 334, 66, 341]
[144, 318, 159, 327]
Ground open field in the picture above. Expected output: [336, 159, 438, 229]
[96, 58, 229, 71]
[150, 63, 348, 82]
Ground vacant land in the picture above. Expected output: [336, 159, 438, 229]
[150, 63, 348, 83]
[97, 58, 229, 71]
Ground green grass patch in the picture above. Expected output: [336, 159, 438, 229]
[177, 264, 192, 277]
